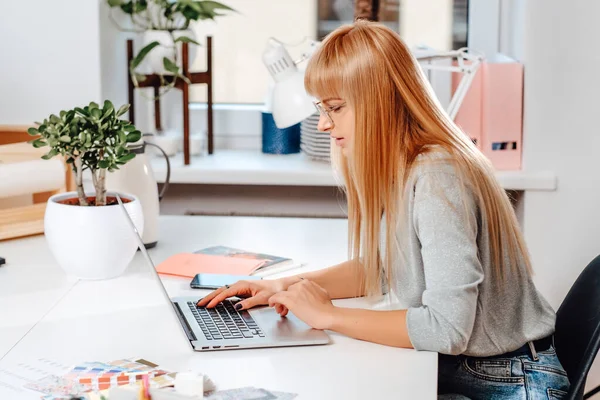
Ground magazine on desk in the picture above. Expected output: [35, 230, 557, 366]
[194, 246, 302, 277]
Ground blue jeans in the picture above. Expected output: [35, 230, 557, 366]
[438, 344, 570, 399]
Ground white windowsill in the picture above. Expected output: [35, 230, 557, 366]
[151, 149, 557, 191]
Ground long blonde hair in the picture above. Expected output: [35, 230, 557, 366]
[305, 20, 531, 296]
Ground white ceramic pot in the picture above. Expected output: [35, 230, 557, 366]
[44, 192, 144, 280]
[140, 30, 198, 75]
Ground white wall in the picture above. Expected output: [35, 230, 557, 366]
[0, 0, 102, 124]
[499, 0, 526, 61]
[522, 0, 600, 390]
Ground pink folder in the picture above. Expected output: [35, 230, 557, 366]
[155, 253, 267, 279]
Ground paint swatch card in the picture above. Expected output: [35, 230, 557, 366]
[24, 374, 91, 397]
[63, 361, 127, 380]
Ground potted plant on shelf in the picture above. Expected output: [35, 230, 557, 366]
[106, 0, 234, 94]
[27, 100, 145, 280]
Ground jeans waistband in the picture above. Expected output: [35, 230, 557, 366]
[499, 335, 554, 360]
[438, 335, 555, 362]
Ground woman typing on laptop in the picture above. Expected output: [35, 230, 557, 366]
[197, 21, 568, 399]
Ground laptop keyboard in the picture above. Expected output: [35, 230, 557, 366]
[188, 300, 264, 341]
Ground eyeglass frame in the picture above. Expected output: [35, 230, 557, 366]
[313, 101, 347, 127]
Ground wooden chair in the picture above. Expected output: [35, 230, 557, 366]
[0, 125, 74, 240]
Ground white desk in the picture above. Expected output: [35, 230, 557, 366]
[0, 216, 438, 399]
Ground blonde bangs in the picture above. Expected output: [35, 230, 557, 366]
[304, 28, 353, 102]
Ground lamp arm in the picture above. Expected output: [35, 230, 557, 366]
[414, 47, 483, 120]
[447, 68, 477, 119]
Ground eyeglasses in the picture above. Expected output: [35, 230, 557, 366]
[313, 101, 346, 127]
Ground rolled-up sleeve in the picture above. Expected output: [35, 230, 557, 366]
[406, 171, 484, 355]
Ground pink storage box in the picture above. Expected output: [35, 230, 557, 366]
[452, 54, 524, 170]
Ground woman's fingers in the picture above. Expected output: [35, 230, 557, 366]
[275, 303, 284, 314]
[269, 291, 293, 308]
[205, 286, 243, 308]
[279, 305, 289, 317]
[196, 287, 224, 307]
[197, 282, 249, 308]
[235, 293, 268, 311]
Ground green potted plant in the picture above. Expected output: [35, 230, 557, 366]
[106, 0, 234, 93]
[28, 100, 145, 280]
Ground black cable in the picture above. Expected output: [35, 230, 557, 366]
[584, 386, 600, 399]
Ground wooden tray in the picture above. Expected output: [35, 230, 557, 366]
[0, 127, 73, 240]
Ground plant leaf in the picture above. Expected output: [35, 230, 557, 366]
[107, 0, 124, 7]
[41, 149, 58, 160]
[163, 57, 180, 76]
[126, 130, 142, 143]
[102, 100, 114, 119]
[98, 159, 110, 169]
[133, 0, 147, 13]
[30, 139, 47, 148]
[27, 127, 39, 136]
[174, 36, 200, 46]
[116, 104, 130, 117]
[118, 153, 136, 163]
[91, 108, 102, 120]
[75, 107, 89, 117]
[186, 1, 203, 13]
[120, 1, 134, 14]
[130, 41, 160, 71]
[59, 136, 71, 143]
[197, 1, 235, 14]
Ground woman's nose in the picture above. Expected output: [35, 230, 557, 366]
[317, 113, 332, 132]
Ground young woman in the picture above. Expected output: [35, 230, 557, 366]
[198, 20, 569, 399]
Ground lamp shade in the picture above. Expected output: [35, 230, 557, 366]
[271, 71, 316, 128]
[263, 39, 316, 129]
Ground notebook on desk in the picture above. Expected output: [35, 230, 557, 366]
[156, 246, 302, 279]
[195, 246, 292, 269]
[156, 253, 265, 278]
[195, 245, 303, 277]
[116, 194, 330, 352]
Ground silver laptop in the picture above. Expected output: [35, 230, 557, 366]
[116, 194, 330, 352]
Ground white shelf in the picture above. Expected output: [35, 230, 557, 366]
[151, 150, 557, 191]
[152, 150, 338, 186]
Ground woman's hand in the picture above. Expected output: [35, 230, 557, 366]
[268, 279, 337, 330]
[196, 278, 294, 311]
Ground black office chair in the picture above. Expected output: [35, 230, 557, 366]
[555, 254, 600, 400]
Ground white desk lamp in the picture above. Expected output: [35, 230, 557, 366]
[415, 47, 484, 120]
[262, 38, 319, 129]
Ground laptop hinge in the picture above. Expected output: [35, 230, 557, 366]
[172, 302, 197, 342]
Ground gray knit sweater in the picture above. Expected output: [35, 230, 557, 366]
[388, 151, 555, 356]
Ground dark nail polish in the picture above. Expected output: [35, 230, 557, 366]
[234, 303, 242, 311]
